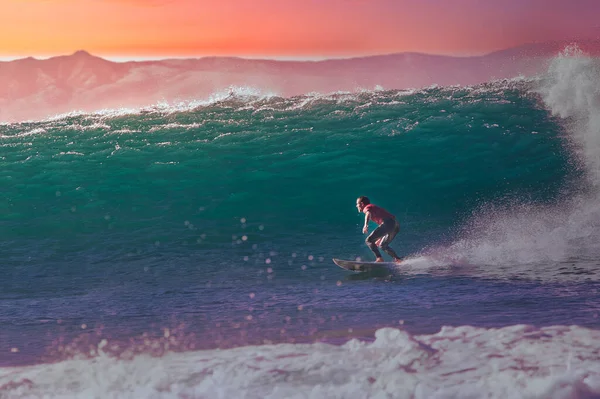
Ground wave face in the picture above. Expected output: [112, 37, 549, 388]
[0, 82, 580, 263]
[2, 50, 600, 398]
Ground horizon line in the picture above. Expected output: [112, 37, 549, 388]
[0, 38, 597, 63]
[0, 48, 511, 63]
[0, 53, 365, 62]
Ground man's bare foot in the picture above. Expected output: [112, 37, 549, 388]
[394, 258, 403, 264]
[375, 257, 384, 263]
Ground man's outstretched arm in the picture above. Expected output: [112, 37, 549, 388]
[363, 212, 370, 234]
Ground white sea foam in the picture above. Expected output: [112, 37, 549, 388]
[1, 325, 599, 398]
[423, 48, 600, 277]
[1, 78, 528, 130]
[541, 45, 600, 186]
[148, 123, 204, 133]
[13, 85, 277, 124]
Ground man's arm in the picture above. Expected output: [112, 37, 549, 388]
[363, 212, 370, 234]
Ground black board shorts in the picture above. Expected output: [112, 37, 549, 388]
[367, 217, 399, 246]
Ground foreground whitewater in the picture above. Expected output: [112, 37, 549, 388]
[2, 325, 600, 398]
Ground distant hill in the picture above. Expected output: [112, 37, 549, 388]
[1, 41, 599, 122]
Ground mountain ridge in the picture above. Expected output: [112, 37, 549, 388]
[2, 40, 599, 122]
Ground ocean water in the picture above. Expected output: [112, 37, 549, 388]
[1, 50, 600, 398]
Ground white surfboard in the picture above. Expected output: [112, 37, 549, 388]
[332, 258, 397, 272]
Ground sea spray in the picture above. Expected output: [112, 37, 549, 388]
[541, 45, 600, 185]
[428, 47, 600, 270]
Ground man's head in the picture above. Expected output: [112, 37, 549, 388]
[356, 196, 370, 213]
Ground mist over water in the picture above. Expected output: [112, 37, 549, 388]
[421, 46, 600, 279]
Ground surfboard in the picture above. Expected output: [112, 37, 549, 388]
[332, 258, 397, 273]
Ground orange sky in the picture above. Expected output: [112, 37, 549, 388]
[1, 0, 599, 59]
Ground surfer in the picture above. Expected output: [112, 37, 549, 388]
[356, 196, 403, 263]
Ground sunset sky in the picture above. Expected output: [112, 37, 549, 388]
[1, 0, 599, 60]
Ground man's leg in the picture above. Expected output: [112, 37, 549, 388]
[380, 223, 401, 261]
[366, 226, 386, 261]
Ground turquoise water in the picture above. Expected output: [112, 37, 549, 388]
[2, 79, 599, 368]
[1, 83, 576, 255]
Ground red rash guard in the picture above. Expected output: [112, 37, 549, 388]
[364, 204, 394, 225]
